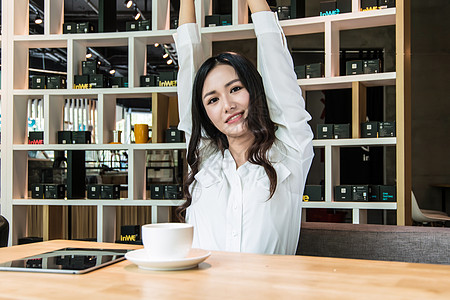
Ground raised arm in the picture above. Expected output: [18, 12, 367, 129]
[174, 0, 205, 144]
[247, 0, 271, 13]
[179, 0, 196, 25]
[250, 1, 314, 162]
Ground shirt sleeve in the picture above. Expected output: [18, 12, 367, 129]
[173, 23, 206, 146]
[252, 11, 314, 164]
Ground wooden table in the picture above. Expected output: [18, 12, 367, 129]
[1, 240, 450, 299]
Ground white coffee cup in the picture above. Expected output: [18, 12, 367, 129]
[141, 223, 193, 260]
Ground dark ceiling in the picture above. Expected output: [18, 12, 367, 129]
[28, 0, 181, 77]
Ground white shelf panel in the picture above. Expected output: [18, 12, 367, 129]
[13, 199, 185, 206]
[202, 9, 395, 42]
[13, 143, 186, 151]
[13, 35, 67, 48]
[13, 87, 177, 98]
[299, 72, 396, 91]
[302, 201, 397, 210]
[14, 30, 176, 48]
[312, 137, 396, 147]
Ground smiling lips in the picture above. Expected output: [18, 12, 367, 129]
[226, 112, 244, 124]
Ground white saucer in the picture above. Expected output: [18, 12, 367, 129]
[125, 248, 211, 271]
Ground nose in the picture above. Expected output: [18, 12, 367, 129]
[223, 95, 236, 113]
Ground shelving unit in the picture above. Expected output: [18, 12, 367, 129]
[1, 0, 411, 245]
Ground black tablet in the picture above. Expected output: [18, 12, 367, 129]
[0, 247, 130, 274]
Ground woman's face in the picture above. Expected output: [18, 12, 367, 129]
[201, 64, 251, 140]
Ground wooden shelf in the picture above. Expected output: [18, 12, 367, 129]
[12, 143, 186, 151]
[302, 201, 397, 210]
[13, 199, 185, 206]
[312, 137, 396, 147]
[299, 72, 396, 91]
[13, 87, 178, 97]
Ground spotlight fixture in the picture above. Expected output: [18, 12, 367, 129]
[154, 43, 160, 47]
[98, 61, 101, 65]
[109, 69, 116, 75]
[86, 53, 93, 59]
[34, 15, 43, 25]
[167, 59, 173, 65]
[134, 9, 141, 20]
[163, 53, 169, 59]
[125, 0, 134, 9]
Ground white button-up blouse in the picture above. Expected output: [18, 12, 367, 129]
[173, 11, 314, 255]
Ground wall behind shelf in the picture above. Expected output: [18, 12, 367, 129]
[411, 1, 450, 214]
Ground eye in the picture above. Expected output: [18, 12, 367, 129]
[207, 97, 219, 105]
[230, 86, 242, 93]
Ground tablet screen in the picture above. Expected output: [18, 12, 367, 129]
[0, 247, 130, 274]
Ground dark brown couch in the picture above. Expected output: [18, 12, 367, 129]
[297, 222, 450, 265]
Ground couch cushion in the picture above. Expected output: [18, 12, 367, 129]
[297, 222, 450, 264]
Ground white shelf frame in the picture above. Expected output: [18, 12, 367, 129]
[1, 0, 404, 245]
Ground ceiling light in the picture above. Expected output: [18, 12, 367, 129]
[98, 61, 101, 65]
[109, 69, 116, 75]
[134, 10, 141, 20]
[163, 53, 169, 59]
[86, 53, 92, 59]
[35, 16, 43, 25]
[167, 59, 173, 65]
[125, 0, 134, 9]
[154, 43, 159, 47]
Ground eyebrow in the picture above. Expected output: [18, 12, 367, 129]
[203, 79, 242, 100]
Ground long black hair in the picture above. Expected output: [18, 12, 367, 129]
[177, 52, 277, 221]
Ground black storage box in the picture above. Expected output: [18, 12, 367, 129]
[44, 184, 66, 199]
[77, 22, 95, 33]
[58, 131, 72, 144]
[120, 225, 140, 243]
[205, 15, 221, 27]
[303, 185, 324, 201]
[150, 184, 164, 199]
[369, 185, 396, 202]
[379, 0, 395, 8]
[63, 22, 77, 34]
[87, 184, 120, 199]
[346, 60, 364, 75]
[74, 75, 90, 89]
[164, 184, 183, 199]
[126, 21, 139, 31]
[72, 131, 91, 144]
[335, 185, 352, 201]
[165, 127, 184, 143]
[89, 74, 107, 88]
[352, 185, 369, 201]
[29, 131, 44, 144]
[363, 59, 382, 74]
[31, 76, 46, 89]
[277, 6, 291, 20]
[31, 184, 45, 199]
[305, 63, 324, 78]
[361, 0, 379, 10]
[337, 0, 352, 13]
[220, 15, 232, 26]
[110, 77, 125, 88]
[46, 76, 66, 89]
[361, 121, 379, 138]
[320, 1, 337, 16]
[317, 124, 334, 139]
[140, 75, 158, 87]
[294, 65, 306, 79]
[138, 20, 151, 31]
[333, 124, 350, 139]
[82, 60, 99, 75]
[378, 121, 395, 137]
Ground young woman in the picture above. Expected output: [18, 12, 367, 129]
[174, 0, 314, 255]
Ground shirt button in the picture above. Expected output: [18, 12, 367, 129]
[232, 231, 237, 237]
[233, 204, 237, 210]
